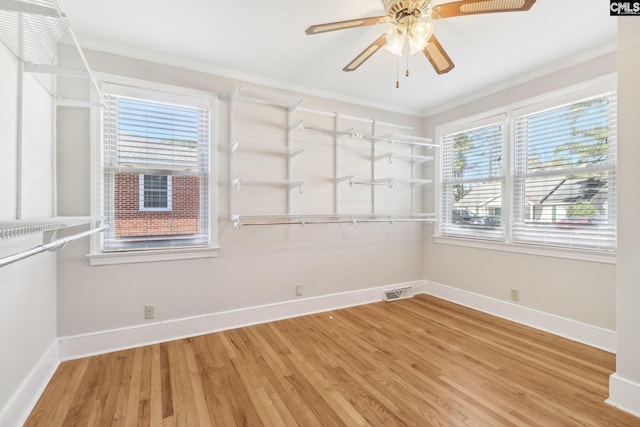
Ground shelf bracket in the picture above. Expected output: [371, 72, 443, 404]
[337, 175, 354, 186]
[289, 148, 304, 159]
[42, 229, 57, 245]
[289, 182, 304, 194]
[289, 120, 304, 132]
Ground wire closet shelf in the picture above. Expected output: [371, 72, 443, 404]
[0, 218, 106, 267]
[229, 86, 438, 228]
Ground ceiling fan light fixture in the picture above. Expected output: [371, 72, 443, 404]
[306, 0, 537, 74]
[384, 24, 407, 56]
[408, 20, 434, 53]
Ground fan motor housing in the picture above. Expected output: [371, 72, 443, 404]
[384, 0, 430, 20]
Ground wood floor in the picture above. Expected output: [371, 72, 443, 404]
[26, 295, 639, 426]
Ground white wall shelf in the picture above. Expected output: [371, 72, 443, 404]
[231, 213, 436, 228]
[0, 216, 102, 240]
[290, 120, 439, 148]
[231, 140, 304, 158]
[232, 178, 304, 193]
[0, 0, 102, 104]
[375, 177, 434, 187]
[375, 153, 434, 164]
[0, 217, 106, 267]
[230, 86, 436, 226]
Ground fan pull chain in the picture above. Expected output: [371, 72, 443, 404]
[406, 51, 410, 77]
[396, 55, 400, 88]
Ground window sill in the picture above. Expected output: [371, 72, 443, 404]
[432, 236, 616, 264]
[87, 246, 220, 266]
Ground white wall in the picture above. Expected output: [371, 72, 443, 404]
[608, 20, 640, 416]
[0, 43, 58, 425]
[422, 52, 618, 330]
[56, 49, 426, 338]
[0, 41, 17, 218]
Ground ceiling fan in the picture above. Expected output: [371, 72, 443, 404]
[306, 0, 536, 81]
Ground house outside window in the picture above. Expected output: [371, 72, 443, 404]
[437, 77, 617, 255]
[139, 175, 172, 211]
[96, 80, 216, 256]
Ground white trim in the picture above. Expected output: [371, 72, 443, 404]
[433, 74, 618, 257]
[77, 39, 616, 118]
[91, 74, 220, 261]
[421, 42, 617, 117]
[432, 236, 617, 264]
[58, 280, 427, 360]
[87, 246, 220, 266]
[607, 373, 640, 418]
[433, 74, 617, 137]
[100, 77, 213, 109]
[423, 280, 617, 352]
[0, 340, 59, 427]
[139, 174, 172, 212]
[5, 279, 617, 423]
[57, 278, 616, 360]
[81, 42, 422, 116]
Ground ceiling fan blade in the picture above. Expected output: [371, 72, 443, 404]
[306, 16, 387, 35]
[343, 34, 387, 72]
[431, 0, 536, 19]
[423, 35, 455, 74]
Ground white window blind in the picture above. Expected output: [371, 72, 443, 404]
[437, 79, 617, 256]
[512, 92, 617, 251]
[102, 89, 210, 251]
[440, 120, 505, 240]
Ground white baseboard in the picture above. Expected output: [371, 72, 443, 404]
[59, 280, 427, 361]
[0, 340, 59, 427]
[423, 281, 617, 353]
[7, 279, 621, 425]
[607, 374, 640, 418]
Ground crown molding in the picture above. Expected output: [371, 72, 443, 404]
[76, 37, 424, 118]
[76, 37, 616, 120]
[420, 41, 617, 118]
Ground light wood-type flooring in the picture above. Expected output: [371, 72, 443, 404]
[26, 295, 640, 426]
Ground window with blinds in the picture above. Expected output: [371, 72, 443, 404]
[102, 88, 210, 251]
[437, 79, 617, 254]
[440, 120, 505, 240]
[512, 92, 617, 251]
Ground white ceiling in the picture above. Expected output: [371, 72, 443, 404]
[56, 0, 616, 116]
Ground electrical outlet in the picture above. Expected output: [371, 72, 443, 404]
[144, 305, 155, 319]
[510, 289, 520, 302]
[295, 284, 303, 297]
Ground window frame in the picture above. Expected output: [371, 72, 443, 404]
[139, 174, 172, 212]
[88, 74, 220, 266]
[438, 114, 507, 242]
[434, 75, 617, 264]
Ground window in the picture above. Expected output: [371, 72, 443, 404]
[440, 118, 505, 241]
[142, 175, 169, 210]
[140, 175, 172, 211]
[437, 78, 617, 255]
[100, 82, 213, 253]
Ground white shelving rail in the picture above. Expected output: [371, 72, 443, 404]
[0, 217, 106, 267]
[0, 1, 106, 265]
[229, 86, 438, 227]
[0, 0, 102, 106]
[229, 86, 304, 224]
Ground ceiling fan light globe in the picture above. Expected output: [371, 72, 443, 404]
[384, 25, 407, 56]
[408, 20, 434, 52]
